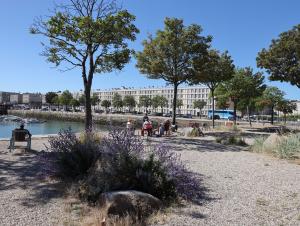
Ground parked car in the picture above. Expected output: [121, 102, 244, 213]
[163, 113, 171, 117]
[209, 115, 220, 120]
[182, 114, 192, 118]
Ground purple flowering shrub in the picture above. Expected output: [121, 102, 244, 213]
[80, 129, 202, 203]
[39, 129, 101, 179]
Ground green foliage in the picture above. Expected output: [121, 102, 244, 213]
[112, 93, 123, 109]
[139, 95, 152, 109]
[257, 24, 300, 88]
[91, 94, 100, 107]
[101, 99, 111, 109]
[251, 134, 300, 159]
[151, 95, 168, 112]
[123, 95, 136, 111]
[189, 50, 235, 127]
[70, 98, 80, 108]
[79, 94, 86, 105]
[60, 90, 73, 106]
[45, 92, 58, 105]
[31, 0, 139, 129]
[136, 17, 211, 124]
[187, 128, 203, 137]
[276, 99, 297, 115]
[215, 67, 266, 122]
[193, 100, 206, 110]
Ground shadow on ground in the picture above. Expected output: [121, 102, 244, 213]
[0, 148, 65, 207]
[148, 136, 244, 153]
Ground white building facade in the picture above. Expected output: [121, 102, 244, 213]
[92, 85, 213, 116]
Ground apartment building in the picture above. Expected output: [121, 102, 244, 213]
[0, 91, 17, 104]
[92, 85, 213, 116]
[22, 93, 43, 106]
[10, 94, 23, 104]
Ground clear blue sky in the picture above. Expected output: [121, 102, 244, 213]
[0, 0, 300, 99]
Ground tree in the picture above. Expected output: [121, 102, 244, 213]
[136, 17, 211, 125]
[123, 95, 136, 112]
[215, 68, 266, 125]
[257, 24, 300, 88]
[153, 95, 168, 114]
[189, 50, 234, 127]
[53, 96, 61, 108]
[60, 90, 73, 109]
[79, 94, 86, 106]
[176, 99, 183, 114]
[139, 95, 152, 112]
[256, 86, 285, 124]
[101, 99, 111, 112]
[31, 0, 139, 129]
[70, 98, 80, 110]
[91, 93, 100, 110]
[193, 100, 206, 118]
[276, 100, 296, 124]
[112, 93, 123, 111]
[45, 92, 58, 107]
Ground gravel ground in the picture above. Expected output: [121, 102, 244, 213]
[0, 135, 300, 226]
[0, 139, 67, 226]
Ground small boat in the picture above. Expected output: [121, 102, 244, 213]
[24, 118, 46, 124]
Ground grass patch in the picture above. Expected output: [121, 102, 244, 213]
[251, 133, 300, 159]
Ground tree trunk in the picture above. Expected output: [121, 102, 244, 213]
[284, 113, 287, 124]
[247, 105, 252, 127]
[84, 86, 92, 130]
[211, 89, 215, 128]
[199, 109, 202, 119]
[172, 83, 178, 125]
[271, 106, 274, 125]
[233, 101, 237, 125]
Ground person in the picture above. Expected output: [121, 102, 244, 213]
[142, 119, 152, 136]
[143, 113, 149, 122]
[163, 119, 171, 136]
[17, 124, 31, 136]
[156, 123, 165, 137]
[126, 118, 133, 130]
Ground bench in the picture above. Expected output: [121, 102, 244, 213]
[9, 129, 32, 152]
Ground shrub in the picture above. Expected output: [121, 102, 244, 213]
[187, 128, 204, 137]
[250, 137, 266, 153]
[40, 129, 101, 179]
[216, 135, 247, 146]
[79, 129, 202, 203]
[274, 133, 300, 159]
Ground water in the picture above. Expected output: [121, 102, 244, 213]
[0, 120, 87, 139]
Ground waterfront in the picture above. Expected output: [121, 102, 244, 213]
[0, 120, 87, 139]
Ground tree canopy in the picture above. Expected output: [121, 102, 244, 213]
[60, 90, 73, 106]
[31, 0, 139, 129]
[123, 95, 136, 111]
[139, 95, 152, 111]
[45, 92, 58, 105]
[101, 99, 111, 110]
[257, 24, 300, 88]
[189, 49, 234, 127]
[215, 68, 265, 124]
[136, 17, 211, 125]
[112, 93, 123, 110]
[193, 100, 206, 118]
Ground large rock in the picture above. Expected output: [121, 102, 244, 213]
[98, 190, 162, 219]
[263, 133, 283, 150]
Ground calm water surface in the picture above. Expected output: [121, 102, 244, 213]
[0, 120, 100, 139]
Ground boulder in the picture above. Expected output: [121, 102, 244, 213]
[98, 190, 162, 219]
[263, 133, 283, 150]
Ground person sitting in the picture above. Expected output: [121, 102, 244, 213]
[155, 123, 165, 137]
[142, 120, 153, 136]
[9, 124, 32, 151]
[163, 119, 171, 136]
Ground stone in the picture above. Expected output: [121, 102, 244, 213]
[263, 133, 283, 151]
[98, 190, 162, 219]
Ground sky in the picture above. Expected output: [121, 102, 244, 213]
[0, 0, 300, 99]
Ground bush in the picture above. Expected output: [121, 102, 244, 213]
[251, 133, 300, 159]
[274, 133, 300, 159]
[250, 137, 266, 153]
[39, 129, 101, 179]
[216, 135, 247, 146]
[79, 129, 202, 203]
